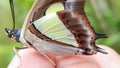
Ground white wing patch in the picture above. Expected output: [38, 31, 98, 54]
[34, 13, 79, 47]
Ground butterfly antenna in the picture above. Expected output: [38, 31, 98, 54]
[9, 0, 15, 30]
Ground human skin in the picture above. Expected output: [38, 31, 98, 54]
[8, 45, 120, 68]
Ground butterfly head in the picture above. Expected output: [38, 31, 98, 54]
[5, 28, 20, 42]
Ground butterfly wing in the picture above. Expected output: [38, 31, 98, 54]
[45, 3, 64, 15]
[33, 13, 79, 47]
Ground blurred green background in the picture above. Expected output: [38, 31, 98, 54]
[0, 0, 120, 68]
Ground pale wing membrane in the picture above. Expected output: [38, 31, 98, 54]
[34, 13, 79, 47]
[45, 3, 64, 15]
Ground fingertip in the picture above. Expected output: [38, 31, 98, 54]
[92, 45, 120, 68]
[55, 55, 99, 68]
[9, 48, 55, 68]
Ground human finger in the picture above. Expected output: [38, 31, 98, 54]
[55, 45, 120, 68]
[8, 48, 55, 68]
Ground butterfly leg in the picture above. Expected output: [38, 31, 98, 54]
[94, 46, 108, 54]
[14, 46, 28, 52]
[80, 45, 108, 55]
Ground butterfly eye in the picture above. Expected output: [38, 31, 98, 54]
[5, 28, 13, 38]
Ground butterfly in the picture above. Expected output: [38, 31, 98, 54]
[5, 0, 108, 57]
